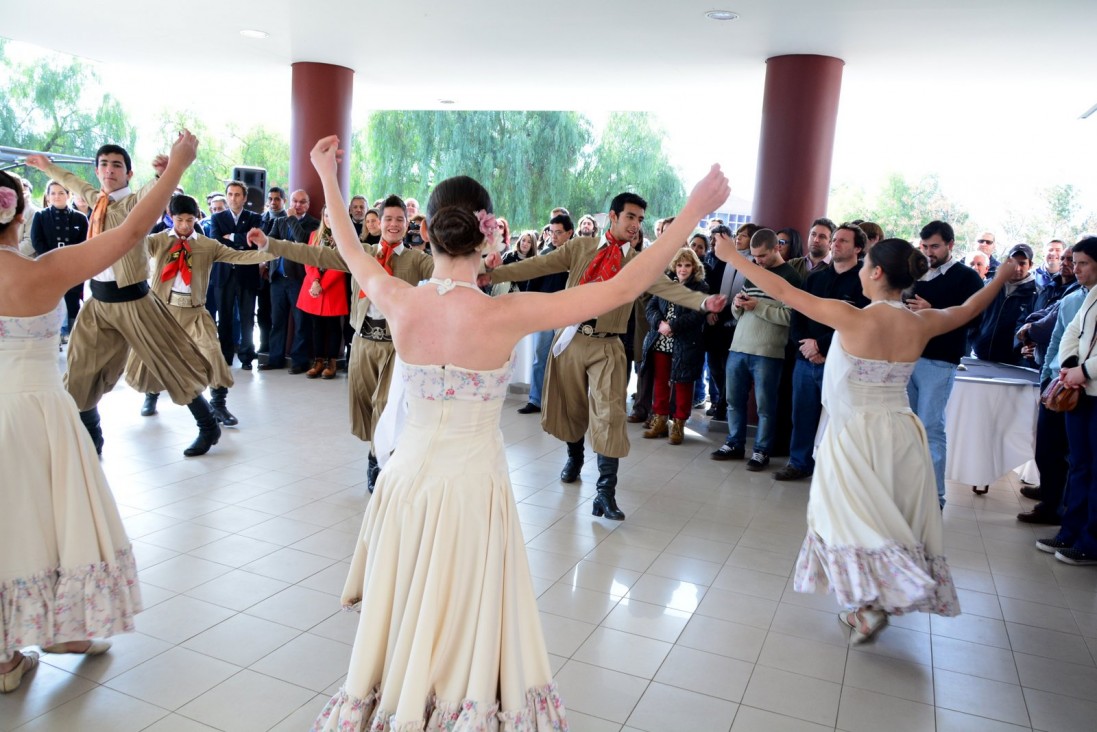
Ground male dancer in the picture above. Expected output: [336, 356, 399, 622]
[249, 194, 433, 491]
[126, 195, 277, 426]
[486, 193, 726, 520]
[26, 145, 219, 457]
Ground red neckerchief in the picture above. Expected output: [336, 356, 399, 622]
[360, 239, 398, 299]
[579, 232, 626, 285]
[160, 237, 193, 285]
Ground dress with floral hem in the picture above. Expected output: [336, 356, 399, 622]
[793, 307, 960, 618]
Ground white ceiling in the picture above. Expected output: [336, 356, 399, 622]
[7, 0, 1097, 118]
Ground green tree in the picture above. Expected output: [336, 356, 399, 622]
[578, 112, 686, 225]
[1002, 183, 1096, 247]
[0, 39, 136, 190]
[356, 110, 684, 232]
[232, 125, 291, 191]
[154, 111, 232, 202]
[830, 173, 973, 245]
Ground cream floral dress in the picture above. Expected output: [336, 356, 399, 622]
[0, 299, 141, 659]
[794, 302, 960, 616]
[314, 281, 567, 731]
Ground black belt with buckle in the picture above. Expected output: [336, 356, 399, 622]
[89, 280, 150, 303]
[360, 316, 392, 342]
[577, 319, 613, 338]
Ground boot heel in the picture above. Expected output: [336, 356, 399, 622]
[592, 500, 605, 517]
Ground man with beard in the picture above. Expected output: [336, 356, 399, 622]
[788, 217, 835, 282]
[486, 193, 726, 521]
[904, 220, 986, 507]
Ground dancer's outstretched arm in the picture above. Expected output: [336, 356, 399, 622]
[9, 132, 198, 314]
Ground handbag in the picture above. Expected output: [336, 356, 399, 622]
[1041, 376, 1079, 412]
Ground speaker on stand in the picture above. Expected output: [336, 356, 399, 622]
[231, 166, 267, 213]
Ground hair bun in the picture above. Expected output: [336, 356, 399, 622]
[427, 205, 484, 258]
[908, 248, 930, 281]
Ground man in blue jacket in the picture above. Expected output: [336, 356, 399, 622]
[972, 244, 1038, 366]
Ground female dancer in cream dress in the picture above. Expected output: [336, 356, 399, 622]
[714, 234, 1015, 642]
[0, 133, 197, 692]
[307, 135, 729, 730]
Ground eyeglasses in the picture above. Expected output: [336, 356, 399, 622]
[777, 239, 789, 245]
[977, 239, 994, 244]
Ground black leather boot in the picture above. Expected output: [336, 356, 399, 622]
[367, 452, 381, 494]
[560, 439, 584, 483]
[592, 455, 625, 520]
[209, 387, 238, 426]
[183, 396, 221, 457]
[141, 392, 159, 417]
[79, 407, 104, 455]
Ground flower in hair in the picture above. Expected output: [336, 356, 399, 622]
[0, 186, 17, 225]
[476, 209, 504, 253]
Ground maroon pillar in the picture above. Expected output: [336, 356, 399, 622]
[290, 62, 353, 215]
[752, 55, 844, 234]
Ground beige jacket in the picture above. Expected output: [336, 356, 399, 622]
[147, 231, 275, 307]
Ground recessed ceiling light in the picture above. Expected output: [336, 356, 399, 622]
[705, 10, 739, 21]
[240, 29, 269, 39]
[439, 99, 456, 105]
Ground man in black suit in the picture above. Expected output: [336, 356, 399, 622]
[259, 188, 320, 372]
[208, 181, 264, 369]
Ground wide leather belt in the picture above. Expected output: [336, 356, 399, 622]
[577, 322, 613, 338]
[360, 317, 393, 342]
[168, 291, 194, 307]
[89, 280, 149, 303]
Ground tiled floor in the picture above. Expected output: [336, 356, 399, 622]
[5, 364, 1097, 731]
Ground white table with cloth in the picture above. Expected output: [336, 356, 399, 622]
[944, 358, 1041, 491]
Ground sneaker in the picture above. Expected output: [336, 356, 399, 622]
[710, 444, 744, 461]
[1035, 537, 1071, 554]
[693, 400, 707, 409]
[774, 465, 811, 481]
[745, 451, 770, 471]
[1054, 548, 1097, 566]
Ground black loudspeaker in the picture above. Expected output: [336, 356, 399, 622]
[232, 166, 266, 213]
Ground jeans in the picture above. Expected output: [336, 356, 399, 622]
[906, 357, 957, 507]
[725, 351, 782, 454]
[694, 366, 707, 404]
[1057, 395, 1097, 554]
[789, 358, 826, 472]
[1033, 397, 1070, 516]
[528, 329, 554, 407]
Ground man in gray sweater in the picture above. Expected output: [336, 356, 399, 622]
[712, 229, 802, 470]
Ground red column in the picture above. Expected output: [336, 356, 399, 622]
[290, 62, 354, 215]
[752, 55, 844, 233]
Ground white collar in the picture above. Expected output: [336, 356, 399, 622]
[382, 240, 406, 255]
[106, 186, 131, 202]
[598, 233, 631, 254]
[171, 229, 199, 241]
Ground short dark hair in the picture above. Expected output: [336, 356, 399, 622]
[1072, 236, 1097, 261]
[225, 181, 249, 196]
[750, 229, 778, 252]
[95, 144, 132, 173]
[381, 194, 407, 217]
[609, 192, 647, 216]
[811, 217, 836, 234]
[169, 195, 201, 218]
[550, 213, 574, 232]
[837, 222, 868, 252]
[268, 186, 285, 198]
[919, 220, 955, 245]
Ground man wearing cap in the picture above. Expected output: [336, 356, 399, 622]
[971, 243, 1039, 366]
